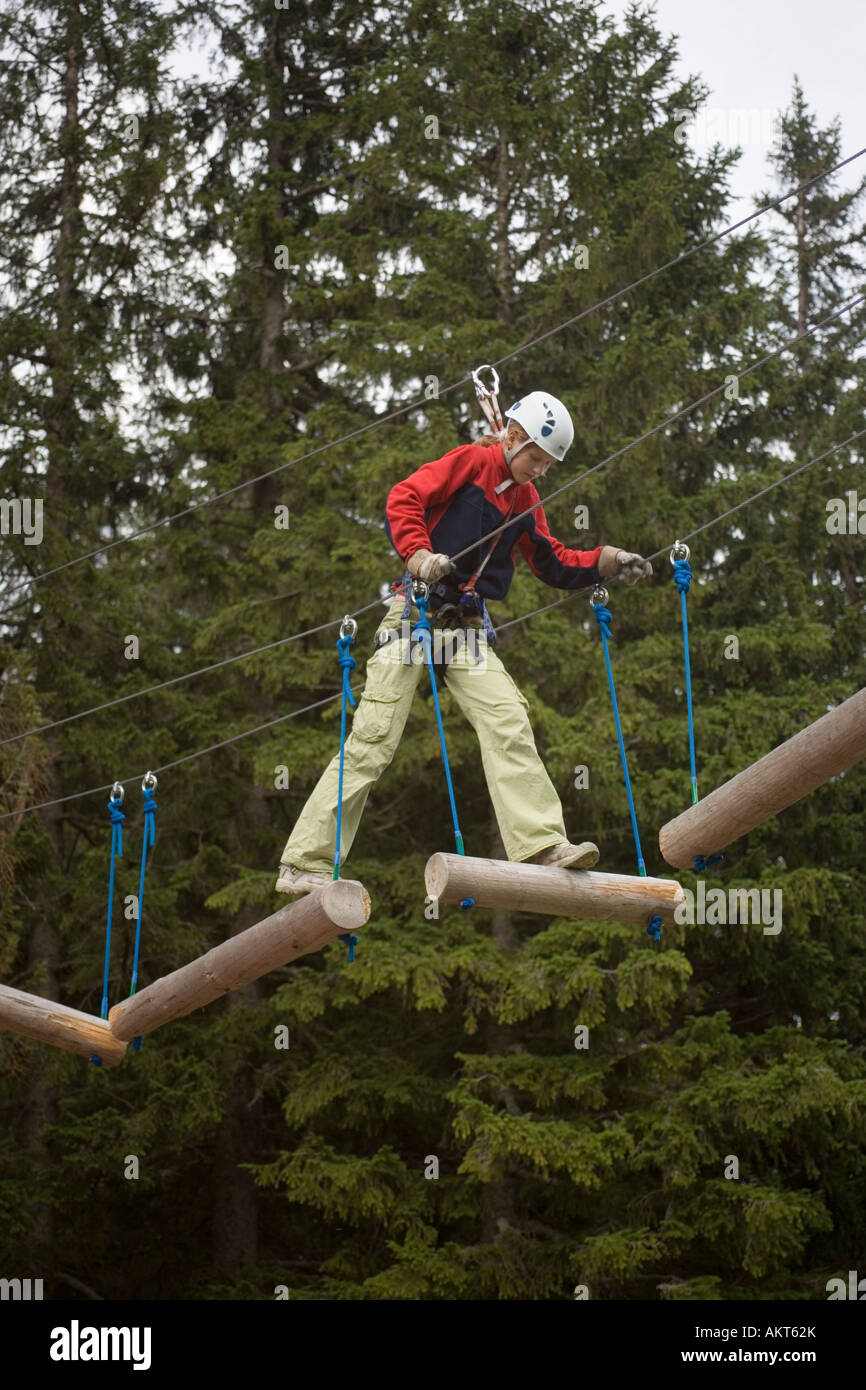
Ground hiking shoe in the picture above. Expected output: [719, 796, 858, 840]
[529, 840, 600, 870]
[275, 864, 332, 896]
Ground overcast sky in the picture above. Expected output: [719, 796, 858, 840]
[601, 0, 865, 210]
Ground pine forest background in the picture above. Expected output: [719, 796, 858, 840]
[0, 0, 864, 1301]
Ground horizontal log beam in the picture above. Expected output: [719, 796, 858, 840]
[425, 854, 684, 925]
[0, 984, 126, 1066]
[659, 686, 866, 869]
[109, 878, 370, 1042]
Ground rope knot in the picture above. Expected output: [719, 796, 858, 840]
[141, 785, 157, 850]
[336, 635, 357, 708]
[647, 914, 662, 942]
[339, 931, 358, 962]
[694, 853, 724, 872]
[107, 798, 125, 854]
[592, 603, 613, 637]
[673, 557, 693, 594]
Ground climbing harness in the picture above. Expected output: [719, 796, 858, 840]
[334, 617, 359, 961]
[393, 569, 496, 667]
[591, 587, 662, 943]
[411, 579, 473, 910]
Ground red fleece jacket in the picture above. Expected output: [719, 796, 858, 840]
[385, 441, 602, 602]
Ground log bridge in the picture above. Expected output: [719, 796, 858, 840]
[659, 686, 866, 869]
[0, 879, 370, 1062]
[425, 853, 685, 925]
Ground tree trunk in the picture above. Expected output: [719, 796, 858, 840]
[24, 3, 86, 1296]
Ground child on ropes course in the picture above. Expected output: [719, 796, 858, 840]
[276, 390, 652, 895]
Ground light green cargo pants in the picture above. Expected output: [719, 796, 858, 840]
[280, 598, 569, 871]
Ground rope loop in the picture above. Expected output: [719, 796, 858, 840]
[671, 547, 698, 803]
[410, 586, 471, 905]
[334, 622, 359, 956]
[592, 594, 650, 890]
[128, 774, 159, 1053]
[92, 781, 125, 1063]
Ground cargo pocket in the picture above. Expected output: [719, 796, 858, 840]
[351, 693, 401, 743]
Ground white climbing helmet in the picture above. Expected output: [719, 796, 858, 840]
[504, 391, 574, 462]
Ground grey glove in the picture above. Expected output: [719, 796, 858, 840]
[615, 550, 653, 586]
[406, 548, 455, 583]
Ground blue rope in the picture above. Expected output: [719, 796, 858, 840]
[100, 796, 124, 1019]
[92, 792, 124, 1066]
[593, 604, 647, 874]
[413, 591, 474, 910]
[694, 853, 724, 872]
[128, 782, 157, 1051]
[593, 603, 658, 942]
[334, 631, 359, 960]
[673, 557, 698, 806]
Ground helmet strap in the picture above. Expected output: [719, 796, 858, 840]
[503, 437, 530, 467]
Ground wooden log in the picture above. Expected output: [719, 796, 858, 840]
[425, 853, 685, 925]
[0, 984, 127, 1066]
[109, 878, 370, 1042]
[659, 686, 866, 869]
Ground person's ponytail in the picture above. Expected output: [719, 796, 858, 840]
[473, 424, 528, 448]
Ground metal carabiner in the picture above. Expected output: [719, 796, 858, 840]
[340, 615, 358, 640]
[471, 364, 505, 436]
[670, 539, 691, 564]
[110, 781, 125, 804]
[142, 770, 158, 791]
[472, 363, 500, 401]
[411, 578, 430, 605]
[591, 585, 609, 607]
